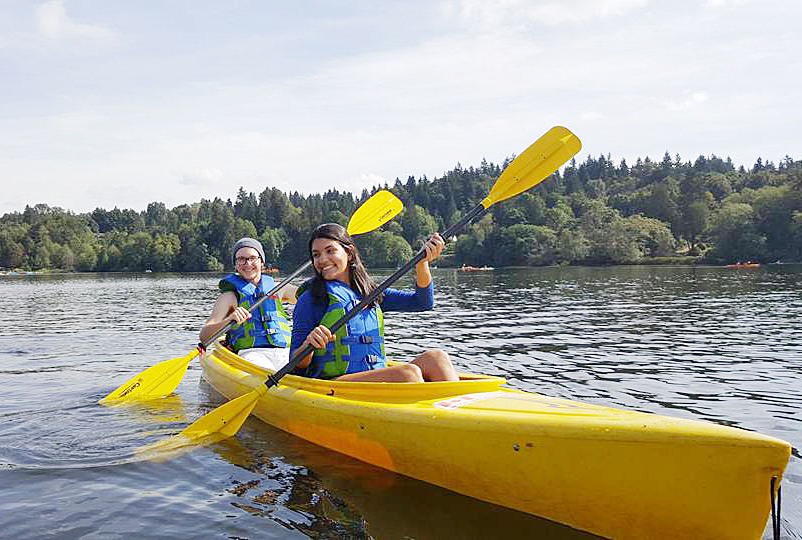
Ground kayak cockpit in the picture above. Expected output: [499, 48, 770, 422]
[208, 345, 507, 403]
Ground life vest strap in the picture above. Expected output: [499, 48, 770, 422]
[340, 335, 383, 345]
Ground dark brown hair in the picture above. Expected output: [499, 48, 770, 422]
[308, 223, 382, 306]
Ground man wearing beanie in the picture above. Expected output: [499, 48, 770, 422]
[199, 237, 298, 370]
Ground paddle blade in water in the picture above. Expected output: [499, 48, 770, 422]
[136, 386, 265, 458]
[481, 126, 581, 208]
[181, 386, 265, 440]
[346, 190, 403, 236]
[99, 349, 199, 404]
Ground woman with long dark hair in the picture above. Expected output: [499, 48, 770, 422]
[290, 223, 458, 382]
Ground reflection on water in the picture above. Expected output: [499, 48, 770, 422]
[210, 411, 602, 540]
[0, 268, 800, 539]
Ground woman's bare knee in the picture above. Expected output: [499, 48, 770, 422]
[397, 363, 424, 382]
[413, 349, 458, 381]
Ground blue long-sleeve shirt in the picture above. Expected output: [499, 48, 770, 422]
[290, 281, 434, 356]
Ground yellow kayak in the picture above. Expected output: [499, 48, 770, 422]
[201, 346, 790, 540]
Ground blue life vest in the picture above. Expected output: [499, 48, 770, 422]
[219, 274, 291, 351]
[303, 280, 385, 379]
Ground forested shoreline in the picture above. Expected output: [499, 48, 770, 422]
[1, 151, 801, 273]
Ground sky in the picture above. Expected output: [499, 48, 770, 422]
[1, 0, 800, 214]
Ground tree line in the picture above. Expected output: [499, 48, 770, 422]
[1, 151, 801, 273]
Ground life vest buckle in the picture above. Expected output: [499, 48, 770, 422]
[359, 336, 373, 344]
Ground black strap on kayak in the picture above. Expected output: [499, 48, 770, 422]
[770, 476, 782, 540]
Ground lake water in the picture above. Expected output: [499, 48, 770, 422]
[0, 266, 800, 539]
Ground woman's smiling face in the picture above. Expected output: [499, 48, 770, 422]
[235, 246, 262, 283]
[311, 237, 350, 283]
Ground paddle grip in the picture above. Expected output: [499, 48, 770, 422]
[202, 260, 312, 349]
[267, 203, 488, 387]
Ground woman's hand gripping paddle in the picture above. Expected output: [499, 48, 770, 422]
[100, 190, 403, 404]
[141, 126, 581, 452]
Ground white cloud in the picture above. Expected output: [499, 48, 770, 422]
[36, 0, 115, 41]
[449, 0, 648, 28]
[176, 167, 224, 187]
[664, 92, 710, 112]
[703, 0, 753, 7]
[337, 173, 389, 194]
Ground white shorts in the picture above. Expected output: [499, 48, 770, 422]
[237, 347, 290, 371]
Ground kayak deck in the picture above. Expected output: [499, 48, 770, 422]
[201, 345, 791, 540]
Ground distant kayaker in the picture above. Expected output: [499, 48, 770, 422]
[199, 237, 297, 370]
[291, 223, 458, 382]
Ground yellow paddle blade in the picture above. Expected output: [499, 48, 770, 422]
[481, 126, 582, 209]
[181, 386, 265, 439]
[136, 432, 229, 461]
[99, 349, 199, 404]
[346, 190, 403, 236]
[183, 386, 266, 440]
[136, 387, 266, 458]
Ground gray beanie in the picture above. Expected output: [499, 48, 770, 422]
[232, 237, 265, 267]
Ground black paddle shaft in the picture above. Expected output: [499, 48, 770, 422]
[266, 203, 487, 387]
[199, 261, 312, 350]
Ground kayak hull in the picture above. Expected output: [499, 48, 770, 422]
[201, 346, 790, 540]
